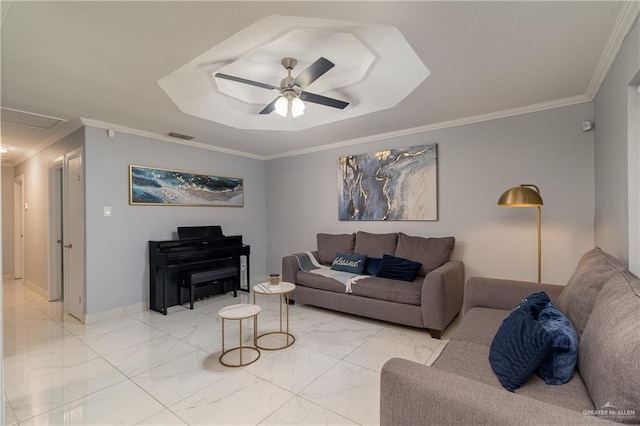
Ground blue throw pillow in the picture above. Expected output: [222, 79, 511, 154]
[330, 253, 366, 274]
[537, 302, 579, 385]
[515, 291, 551, 319]
[363, 257, 383, 275]
[376, 254, 422, 282]
[489, 308, 553, 392]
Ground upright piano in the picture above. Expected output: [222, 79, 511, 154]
[149, 226, 250, 314]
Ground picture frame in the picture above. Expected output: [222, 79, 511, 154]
[129, 165, 244, 207]
[338, 143, 437, 221]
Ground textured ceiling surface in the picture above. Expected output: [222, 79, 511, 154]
[0, 1, 633, 164]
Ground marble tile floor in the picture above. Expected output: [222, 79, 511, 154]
[2, 279, 455, 425]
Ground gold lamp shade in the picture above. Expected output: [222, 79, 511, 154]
[497, 185, 543, 207]
[498, 184, 543, 283]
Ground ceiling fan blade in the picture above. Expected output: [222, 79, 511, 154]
[300, 91, 349, 110]
[215, 73, 279, 91]
[292, 57, 335, 89]
[259, 97, 279, 114]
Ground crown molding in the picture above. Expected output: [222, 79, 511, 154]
[586, 1, 640, 99]
[81, 94, 591, 162]
[265, 94, 591, 160]
[79, 118, 264, 161]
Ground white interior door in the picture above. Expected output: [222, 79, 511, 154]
[48, 159, 64, 301]
[14, 175, 24, 279]
[64, 148, 85, 321]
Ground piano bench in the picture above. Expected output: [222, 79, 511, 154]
[181, 266, 239, 309]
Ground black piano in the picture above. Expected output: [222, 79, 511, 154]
[149, 226, 250, 314]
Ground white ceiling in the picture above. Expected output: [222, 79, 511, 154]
[1, 1, 638, 165]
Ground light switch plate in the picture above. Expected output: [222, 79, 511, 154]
[104, 206, 112, 217]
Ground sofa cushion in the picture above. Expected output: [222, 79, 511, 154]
[331, 253, 366, 274]
[296, 271, 348, 294]
[434, 340, 594, 413]
[350, 276, 422, 305]
[537, 302, 578, 385]
[376, 254, 422, 282]
[557, 247, 624, 336]
[394, 233, 455, 276]
[578, 269, 640, 423]
[489, 308, 552, 391]
[317, 233, 355, 265]
[353, 231, 397, 258]
[451, 307, 509, 346]
[295, 272, 422, 305]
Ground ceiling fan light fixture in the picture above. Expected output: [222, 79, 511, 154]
[291, 97, 305, 117]
[274, 96, 289, 117]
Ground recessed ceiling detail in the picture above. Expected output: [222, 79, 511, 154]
[158, 15, 430, 131]
[1, 107, 66, 130]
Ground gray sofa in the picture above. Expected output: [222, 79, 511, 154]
[381, 247, 640, 425]
[282, 231, 464, 338]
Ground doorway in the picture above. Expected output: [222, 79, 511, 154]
[63, 148, 85, 321]
[13, 175, 24, 279]
[48, 157, 64, 301]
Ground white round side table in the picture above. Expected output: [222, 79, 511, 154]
[218, 303, 261, 367]
[252, 281, 296, 350]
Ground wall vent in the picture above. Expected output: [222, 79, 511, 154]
[167, 132, 194, 140]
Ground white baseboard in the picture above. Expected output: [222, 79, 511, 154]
[84, 305, 128, 325]
[23, 279, 48, 299]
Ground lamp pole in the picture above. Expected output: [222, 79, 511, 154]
[536, 204, 541, 283]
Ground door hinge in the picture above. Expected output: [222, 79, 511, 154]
[79, 297, 82, 304]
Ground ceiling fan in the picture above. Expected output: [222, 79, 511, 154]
[215, 57, 349, 118]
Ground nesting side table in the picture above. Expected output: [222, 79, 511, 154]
[252, 282, 296, 350]
[218, 303, 261, 367]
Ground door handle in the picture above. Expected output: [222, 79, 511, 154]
[63, 243, 73, 249]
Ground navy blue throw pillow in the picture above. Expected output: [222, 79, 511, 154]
[330, 253, 367, 274]
[489, 308, 553, 392]
[537, 302, 579, 385]
[516, 291, 551, 319]
[363, 257, 383, 276]
[376, 254, 422, 282]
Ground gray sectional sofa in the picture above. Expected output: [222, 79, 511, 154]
[282, 231, 464, 338]
[381, 248, 640, 425]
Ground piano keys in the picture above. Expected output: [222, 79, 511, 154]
[149, 225, 250, 314]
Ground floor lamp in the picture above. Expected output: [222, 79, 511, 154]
[497, 184, 543, 283]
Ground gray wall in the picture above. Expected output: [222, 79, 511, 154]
[266, 103, 595, 285]
[594, 16, 640, 271]
[12, 129, 84, 291]
[2, 166, 15, 276]
[83, 126, 267, 314]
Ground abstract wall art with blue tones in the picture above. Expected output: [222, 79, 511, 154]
[129, 165, 243, 207]
[338, 144, 437, 221]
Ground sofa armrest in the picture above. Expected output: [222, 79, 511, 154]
[282, 255, 300, 283]
[463, 276, 565, 315]
[380, 358, 612, 425]
[421, 260, 465, 332]
[282, 251, 320, 283]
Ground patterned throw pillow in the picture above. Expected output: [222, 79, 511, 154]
[330, 253, 367, 274]
[489, 308, 553, 392]
[537, 302, 579, 385]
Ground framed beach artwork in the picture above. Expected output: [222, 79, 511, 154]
[338, 143, 437, 221]
[129, 165, 244, 207]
